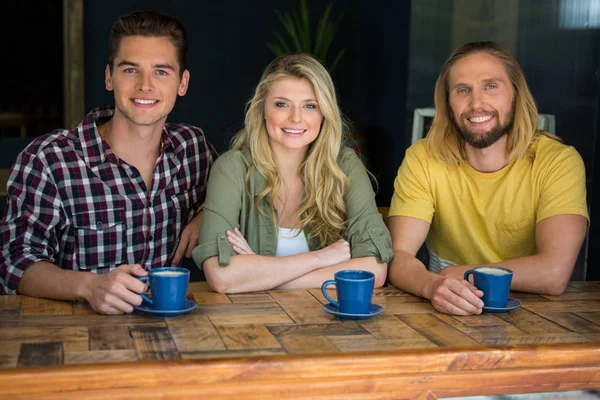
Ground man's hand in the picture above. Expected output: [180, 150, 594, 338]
[426, 275, 484, 315]
[227, 227, 256, 255]
[173, 212, 203, 265]
[81, 264, 148, 315]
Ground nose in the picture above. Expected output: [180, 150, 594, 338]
[137, 72, 154, 92]
[470, 88, 485, 109]
[289, 106, 301, 123]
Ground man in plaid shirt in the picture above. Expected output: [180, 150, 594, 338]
[0, 11, 216, 314]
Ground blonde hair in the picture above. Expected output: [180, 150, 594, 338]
[427, 41, 559, 165]
[232, 54, 349, 247]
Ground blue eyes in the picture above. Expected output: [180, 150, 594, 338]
[456, 84, 498, 94]
[122, 69, 168, 76]
[275, 102, 318, 109]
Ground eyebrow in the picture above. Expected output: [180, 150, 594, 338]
[452, 77, 505, 89]
[116, 60, 177, 71]
[273, 96, 318, 102]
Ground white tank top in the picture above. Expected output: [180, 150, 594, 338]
[276, 227, 310, 257]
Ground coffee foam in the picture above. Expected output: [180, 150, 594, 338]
[476, 267, 511, 275]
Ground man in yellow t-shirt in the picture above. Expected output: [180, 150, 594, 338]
[388, 41, 589, 316]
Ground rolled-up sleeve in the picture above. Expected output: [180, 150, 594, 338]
[342, 150, 393, 263]
[192, 154, 243, 268]
[0, 152, 61, 294]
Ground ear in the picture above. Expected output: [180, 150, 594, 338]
[105, 65, 113, 91]
[178, 70, 190, 96]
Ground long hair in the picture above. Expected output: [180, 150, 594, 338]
[108, 10, 188, 77]
[427, 41, 559, 165]
[232, 54, 349, 247]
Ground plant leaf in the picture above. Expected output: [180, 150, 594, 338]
[299, 0, 311, 52]
[329, 48, 346, 72]
[267, 42, 284, 57]
[313, 1, 334, 60]
[282, 11, 303, 52]
[274, 32, 291, 54]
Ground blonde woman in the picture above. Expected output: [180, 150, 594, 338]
[192, 54, 391, 293]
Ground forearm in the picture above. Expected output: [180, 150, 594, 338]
[18, 261, 95, 300]
[388, 250, 442, 299]
[496, 254, 573, 295]
[204, 251, 327, 293]
[441, 255, 576, 296]
[275, 257, 387, 290]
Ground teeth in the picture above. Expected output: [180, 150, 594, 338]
[469, 115, 492, 123]
[283, 129, 305, 134]
[133, 99, 157, 105]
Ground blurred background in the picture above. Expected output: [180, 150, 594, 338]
[0, 0, 598, 279]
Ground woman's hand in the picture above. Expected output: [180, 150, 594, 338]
[316, 239, 351, 268]
[226, 227, 256, 255]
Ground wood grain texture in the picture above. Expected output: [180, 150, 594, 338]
[2, 283, 600, 398]
[17, 342, 63, 367]
[1, 344, 599, 399]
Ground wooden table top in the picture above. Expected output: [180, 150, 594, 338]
[2, 281, 600, 399]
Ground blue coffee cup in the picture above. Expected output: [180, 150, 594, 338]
[464, 266, 513, 308]
[321, 270, 375, 314]
[137, 267, 190, 311]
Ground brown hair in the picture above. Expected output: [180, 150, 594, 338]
[108, 10, 188, 77]
[427, 41, 559, 165]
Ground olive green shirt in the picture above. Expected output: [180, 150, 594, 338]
[192, 147, 392, 267]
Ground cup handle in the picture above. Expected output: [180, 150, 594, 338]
[463, 270, 474, 283]
[137, 276, 152, 306]
[321, 280, 339, 308]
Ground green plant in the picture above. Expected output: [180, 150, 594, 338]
[267, 0, 346, 72]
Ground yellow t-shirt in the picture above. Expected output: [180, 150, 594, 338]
[389, 136, 589, 272]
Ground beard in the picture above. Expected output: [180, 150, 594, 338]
[454, 108, 514, 149]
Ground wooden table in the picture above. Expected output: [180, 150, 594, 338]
[1, 281, 600, 399]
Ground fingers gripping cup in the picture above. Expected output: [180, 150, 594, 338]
[321, 270, 375, 314]
[137, 267, 190, 311]
[464, 266, 513, 308]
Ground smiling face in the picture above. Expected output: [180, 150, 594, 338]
[105, 35, 189, 127]
[264, 77, 324, 155]
[448, 52, 515, 149]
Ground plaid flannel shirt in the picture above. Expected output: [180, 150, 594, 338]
[0, 106, 216, 294]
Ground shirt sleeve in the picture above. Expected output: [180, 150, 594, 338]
[342, 150, 393, 263]
[0, 151, 61, 294]
[536, 145, 589, 223]
[192, 153, 243, 268]
[388, 141, 435, 222]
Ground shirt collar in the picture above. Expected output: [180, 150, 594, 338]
[73, 106, 177, 168]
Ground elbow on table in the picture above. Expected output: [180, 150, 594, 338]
[203, 264, 233, 294]
[374, 263, 388, 288]
[543, 278, 570, 296]
[538, 263, 574, 296]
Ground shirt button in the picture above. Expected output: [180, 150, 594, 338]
[219, 235, 225, 240]
[148, 235, 154, 241]
[148, 201, 153, 208]
[96, 221, 103, 229]
[370, 228, 376, 234]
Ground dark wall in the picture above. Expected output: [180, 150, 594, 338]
[83, 0, 411, 205]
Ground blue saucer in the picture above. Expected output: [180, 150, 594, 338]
[323, 303, 384, 320]
[482, 298, 522, 314]
[135, 300, 196, 318]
